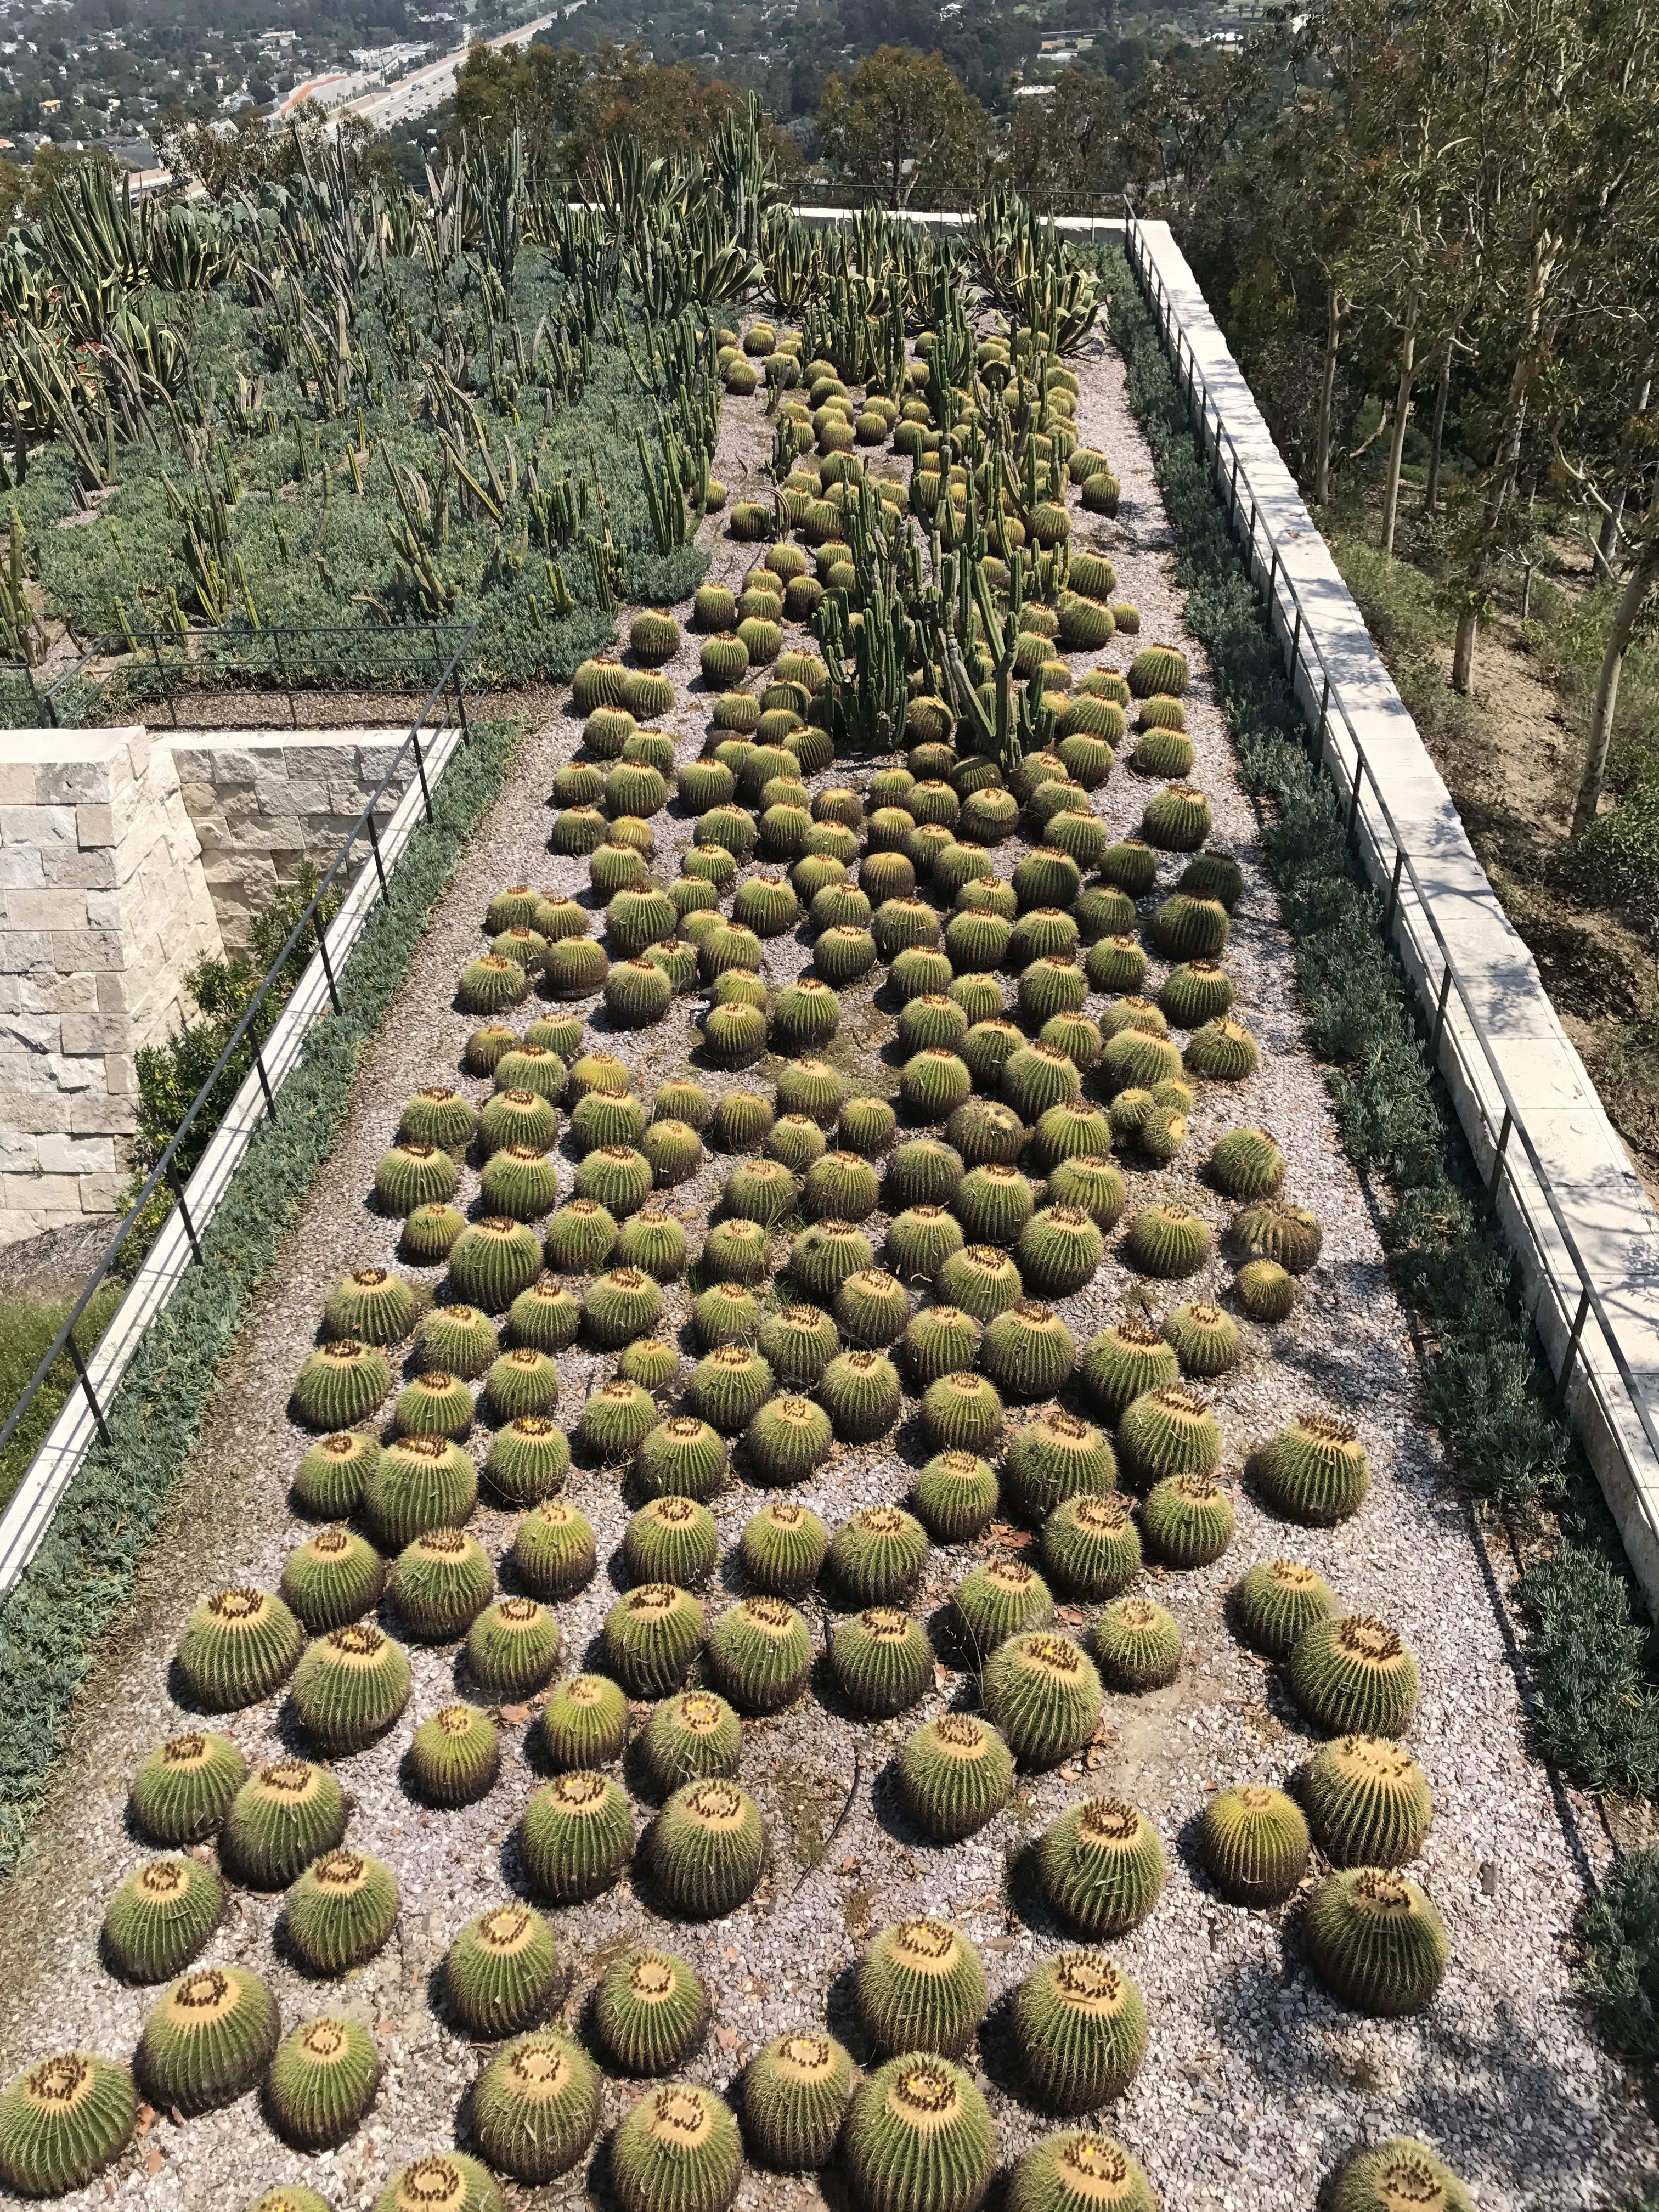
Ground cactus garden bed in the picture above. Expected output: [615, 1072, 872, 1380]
[0, 266, 1651, 2212]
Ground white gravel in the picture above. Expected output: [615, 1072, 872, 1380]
[0, 317, 1650, 2212]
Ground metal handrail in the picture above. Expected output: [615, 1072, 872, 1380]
[1119, 206, 1659, 1485]
[0, 615, 478, 1466]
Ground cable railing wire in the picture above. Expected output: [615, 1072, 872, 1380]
[1120, 205, 1659, 1490]
[0, 615, 478, 1469]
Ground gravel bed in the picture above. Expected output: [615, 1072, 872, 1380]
[0, 323, 1651, 2212]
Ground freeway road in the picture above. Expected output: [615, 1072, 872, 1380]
[304, 10, 563, 132]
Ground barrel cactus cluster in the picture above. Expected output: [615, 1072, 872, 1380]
[4, 263, 1466, 2212]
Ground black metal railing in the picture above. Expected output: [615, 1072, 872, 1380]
[1120, 205, 1659, 1498]
[0, 616, 477, 1480]
[1, 622, 480, 732]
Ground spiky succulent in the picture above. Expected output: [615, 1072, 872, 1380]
[915, 1370, 1001, 1457]
[828, 1505, 928, 1604]
[1329, 2140, 1473, 2212]
[413, 1303, 497, 1380]
[532, 1675, 627, 1774]
[467, 2028, 601, 2186]
[1148, 892, 1229, 961]
[1040, 1493, 1141, 1602]
[0, 2053, 137, 2196]
[982, 1305, 1077, 1404]
[579, 1378, 660, 1462]
[1046, 1158, 1129, 1234]
[285, 1847, 399, 1974]
[445, 1903, 557, 2036]
[176, 1586, 301, 1712]
[824, 1606, 931, 1718]
[512, 1499, 599, 1601]
[647, 1778, 766, 1916]
[1236, 1258, 1296, 1321]
[1002, 1040, 1083, 1122]
[320, 1266, 419, 1347]
[690, 1280, 762, 1352]
[937, 1244, 1024, 1323]
[292, 1620, 411, 1752]
[292, 1339, 392, 1431]
[1116, 1383, 1221, 1487]
[1007, 2131, 1158, 2212]
[742, 2032, 854, 2172]
[1231, 1559, 1336, 1659]
[954, 1163, 1034, 1248]
[1305, 1869, 1447, 2016]
[1014, 1951, 1148, 2114]
[279, 1525, 386, 1633]
[900, 1308, 980, 1391]
[374, 2154, 501, 2212]
[409, 1702, 500, 1807]
[363, 1434, 478, 1551]
[265, 2015, 380, 2151]
[819, 1348, 903, 1442]
[908, 1451, 997, 1544]
[1198, 1785, 1309, 1906]
[520, 1771, 636, 1903]
[102, 1857, 224, 1984]
[467, 1597, 561, 1702]
[1162, 1301, 1240, 1380]
[804, 1149, 881, 1222]
[1306, 1737, 1434, 1867]
[855, 1918, 988, 2061]
[745, 1304, 833, 1391]
[887, 1206, 967, 1285]
[1092, 1598, 1182, 1692]
[1040, 1797, 1167, 1937]
[1141, 1474, 1235, 1568]
[688, 1345, 775, 1438]
[981, 1632, 1103, 1767]
[839, 1095, 900, 1156]
[1289, 1615, 1421, 1737]
[897, 1713, 1014, 1842]
[734, 1495, 832, 1601]
[448, 1217, 543, 1310]
[706, 1596, 812, 1714]
[392, 1367, 475, 1440]
[605, 1583, 708, 1697]
[137, 1965, 279, 2115]
[952, 1558, 1053, 1662]
[641, 1689, 743, 1796]
[620, 1497, 717, 1591]
[601, 1955, 712, 2070]
[291, 1430, 378, 1519]
[1003, 1408, 1117, 1520]
[1250, 1413, 1370, 1523]
[612, 2081, 742, 2212]
[129, 1730, 246, 1848]
[843, 2056, 995, 2212]
[1084, 936, 1148, 997]
[737, 1396, 830, 1488]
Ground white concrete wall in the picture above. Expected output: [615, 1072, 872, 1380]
[1126, 216, 1659, 1612]
[0, 726, 224, 1243]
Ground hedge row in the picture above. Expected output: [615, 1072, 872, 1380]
[1103, 244, 1659, 1804]
[0, 711, 528, 1877]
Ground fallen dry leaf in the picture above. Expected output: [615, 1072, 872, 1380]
[134, 2106, 155, 2138]
[933, 1662, 952, 1690]
[1059, 1764, 1080, 1781]
[143, 2145, 165, 2176]
[499, 1704, 531, 1725]
[714, 2025, 740, 2051]
[1057, 1605, 1087, 1624]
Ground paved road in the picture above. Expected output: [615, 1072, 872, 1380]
[336, 12, 561, 131]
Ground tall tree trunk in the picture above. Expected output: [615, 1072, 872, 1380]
[1570, 534, 1659, 836]
[1313, 286, 1341, 505]
[1380, 281, 1421, 557]
[1596, 362, 1654, 572]
[1424, 326, 1455, 516]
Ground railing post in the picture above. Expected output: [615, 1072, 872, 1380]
[165, 1153, 201, 1263]
[252, 1039, 276, 1116]
[411, 726, 435, 823]
[66, 1335, 110, 1448]
[1429, 961, 1453, 1064]
[272, 628, 298, 731]
[1228, 449, 1239, 530]
[366, 806, 390, 903]
[1383, 848, 1405, 935]
[1559, 1286, 1592, 1403]
[316, 928, 342, 1015]
[1487, 1107, 1513, 1203]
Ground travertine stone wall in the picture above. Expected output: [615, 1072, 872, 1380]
[167, 731, 413, 949]
[0, 725, 224, 1244]
[0, 725, 410, 1247]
